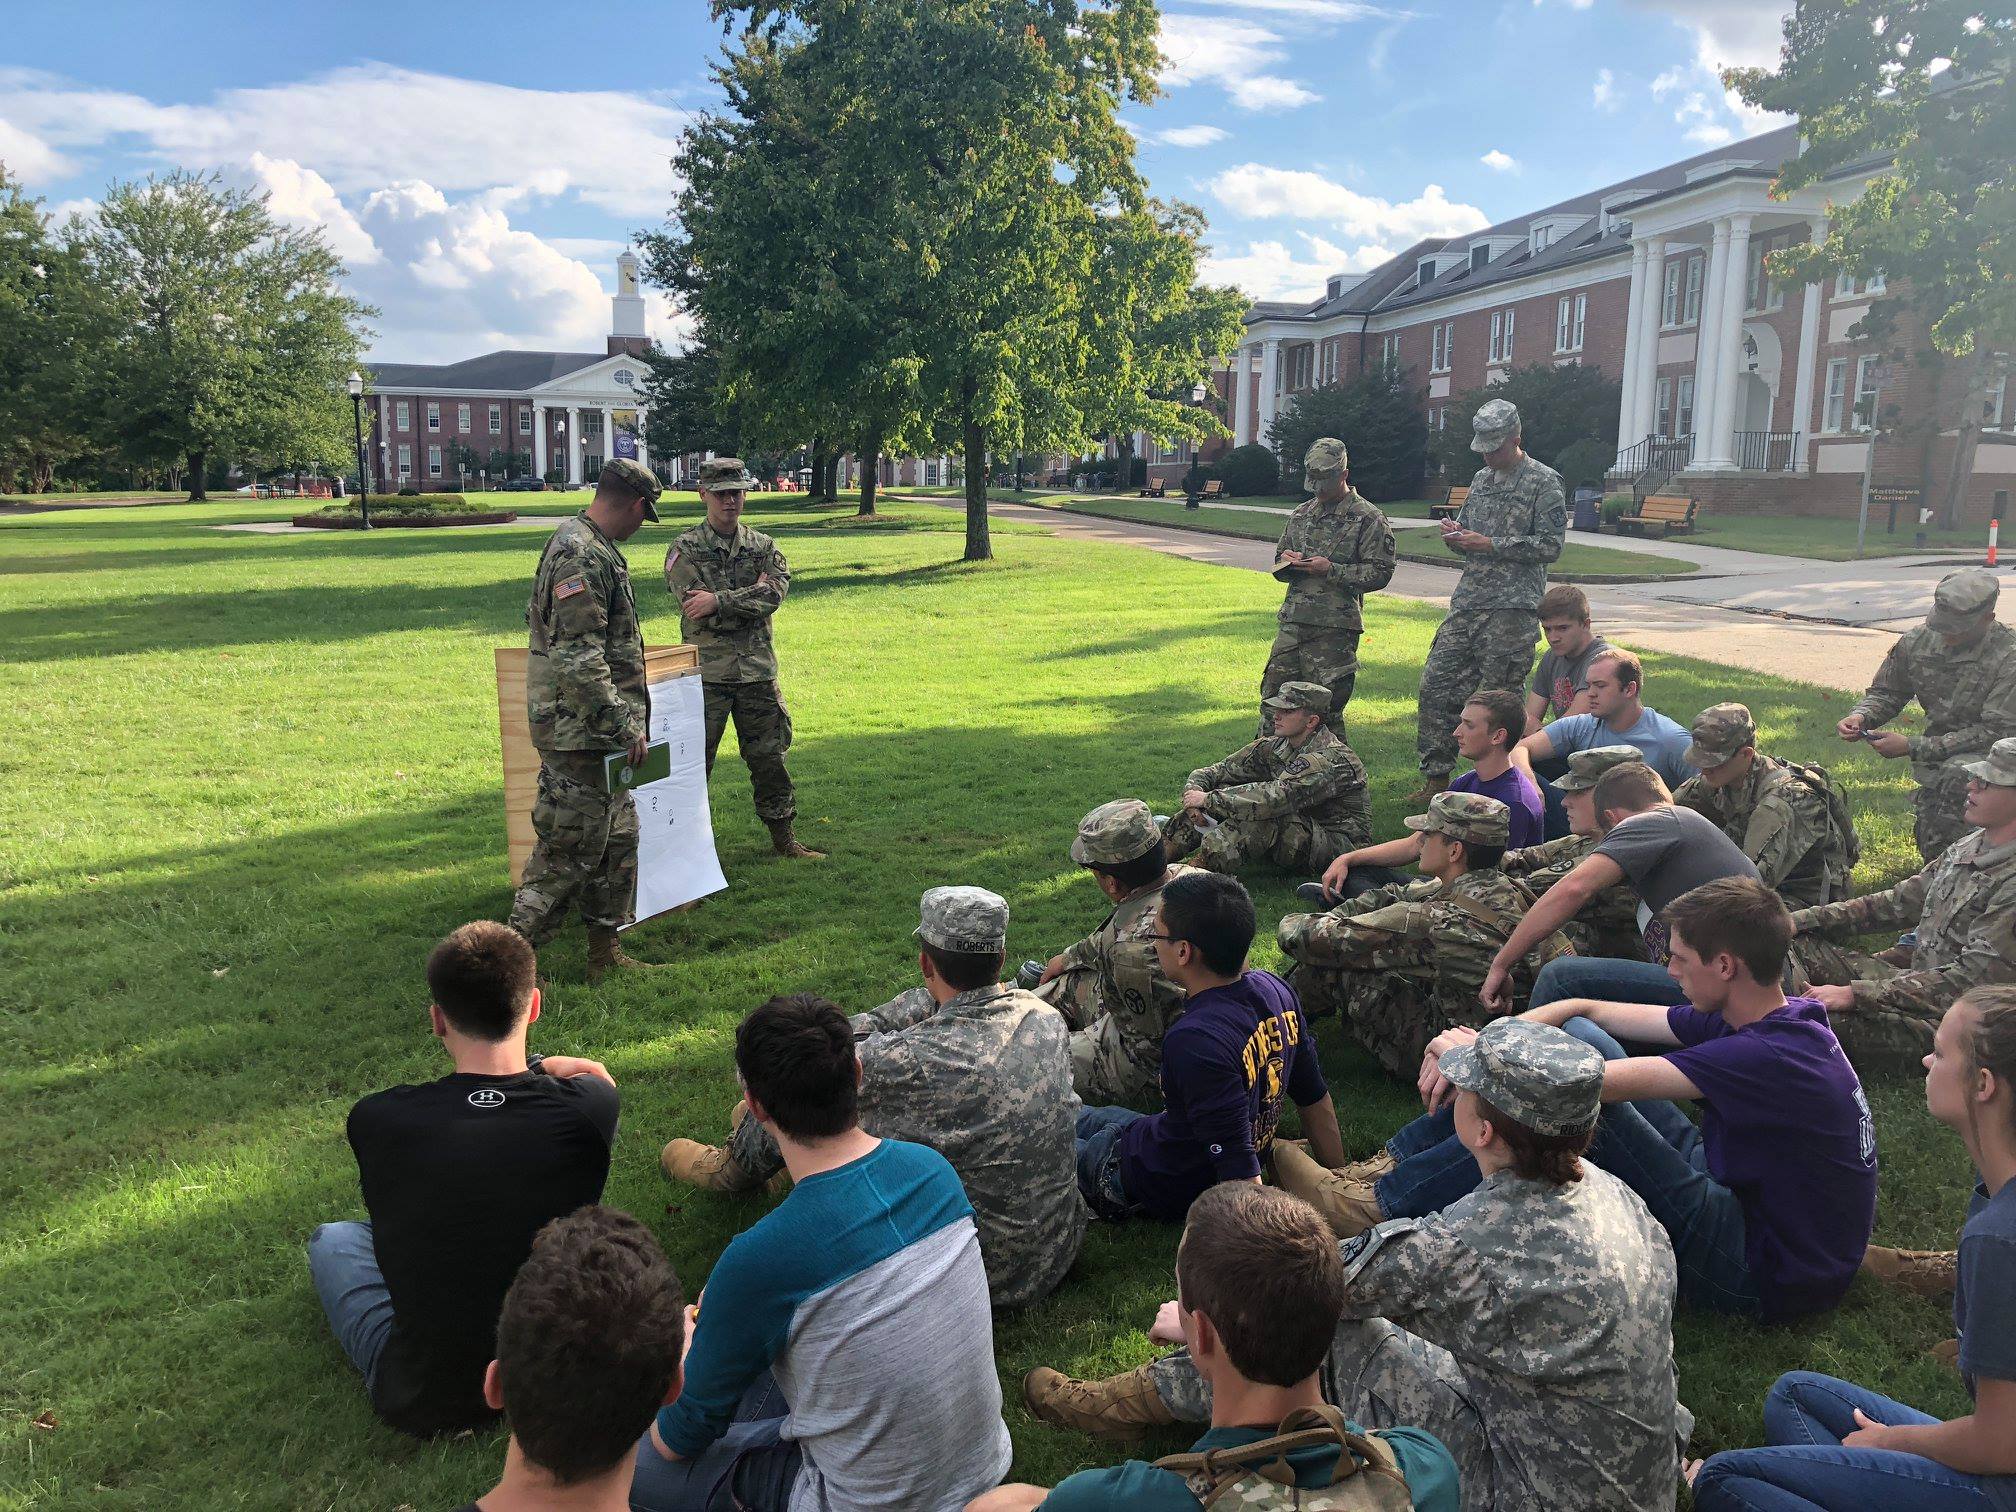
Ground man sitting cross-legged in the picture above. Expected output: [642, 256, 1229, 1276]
[1075, 871, 1346, 1223]
[1499, 745, 1650, 961]
[1161, 681, 1371, 876]
[633, 993, 1012, 1512]
[1028, 1018, 1688, 1512]
[662, 887, 1083, 1311]
[979, 1185, 1460, 1512]
[1278, 791, 1571, 1083]
[454, 1206, 684, 1512]
[309, 921, 620, 1438]
[1296, 878, 1878, 1322]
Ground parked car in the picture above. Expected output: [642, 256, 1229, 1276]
[499, 476, 546, 492]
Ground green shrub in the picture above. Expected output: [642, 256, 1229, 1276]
[1600, 494, 1633, 527]
[310, 493, 479, 519]
[1552, 438, 1615, 492]
[1215, 443, 1280, 497]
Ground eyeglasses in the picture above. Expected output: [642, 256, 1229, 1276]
[1144, 932, 1187, 944]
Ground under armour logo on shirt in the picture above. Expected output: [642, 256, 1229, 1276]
[467, 1088, 507, 1109]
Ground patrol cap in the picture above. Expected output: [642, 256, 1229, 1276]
[1437, 1018, 1606, 1136]
[914, 885, 1009, 954]
[1069, 799, 1163, 866]
[1303, 437, 1348, 481]
[1553, 744, 1645, 792]
[1960, 735, 2016, 788]
[1470, 398, 1521, 454]
[1926, 567, 2000, 633]
[1262, 680, 1332, 714]
[599, 456, 662, 521]
[1403, 789, 1511, 847]
[1685, 703, 1757, 770]
[696, 457, 759, 494]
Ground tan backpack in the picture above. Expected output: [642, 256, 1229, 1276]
[1152, 1404, 1418, 1510]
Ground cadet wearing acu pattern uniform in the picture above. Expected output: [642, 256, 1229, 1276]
[1261, 436, 1396, 735]
[665, 456, 824, 858]
[509, 457, 662, 981]
[1414, 400, 1567, 799]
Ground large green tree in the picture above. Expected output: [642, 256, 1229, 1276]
[0, 169, 103, 492]
[73, 171, 373, 500]
[1428, 362, 1623, 487]
[1268, 357, 1430, 502]
[1728, 1, 2012, 526]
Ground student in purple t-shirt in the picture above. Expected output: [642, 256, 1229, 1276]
[1303, 688, 1542, 903]
[1074, 872, 1345, 1222]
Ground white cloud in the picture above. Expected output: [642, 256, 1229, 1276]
[0, 115, 68, 183]
[1211, 163, 1488, 243]
[1154, 124, 1231, 147]
[1159, 15, 1320, 111]
[1201, 230, 1392, 304]
[1592, 68, 1617, 110]
[1650, 66, 1687, 99]
[1480, 149, 1519, 173]
[1675, 92, 1736, 146]
[1175, 0, 1393, 15]
[1629, 4, 1795, 140]
[243, 154, 379, 266]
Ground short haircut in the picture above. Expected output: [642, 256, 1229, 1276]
[921, 940, 1003, 992]
[1176, 1185, 1343, 1387]
[1537, 584, 1592, 624]
[734, 993, 859, 1140]
[1159, 871, 1256, 977]
[1454, 840, 1507, 873]
[1590, 648, 1644, 694]
[1089, 839, 1169, 892]
[494, 1206, 685, 1485]
[426, 922, 537, 1042]
[1591, 760, 1671, 817]
[1474, 1096, 1592, 1185]
[1464, 688, 1526, 750]
[1664, 876, 1793, 984]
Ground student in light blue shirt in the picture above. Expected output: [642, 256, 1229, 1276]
[1511, 648, 1696, 793]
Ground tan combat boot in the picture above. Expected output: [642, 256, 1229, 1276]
[1335, 1147, 1398, 1184]
[660, 1139, 767, 1194]
[1023, 1363, 1176, 1443]
[1270, 1140, 1386, 1240]
[767, 820, 826, 859]
[586, 927, 664, 983]
[1405, 774, 1450, 806]
[1931, 1337, 1962, 1373]
[1861, 1244, 1959, 1298]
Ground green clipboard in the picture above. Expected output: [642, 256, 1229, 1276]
[604, 742, 672, 792]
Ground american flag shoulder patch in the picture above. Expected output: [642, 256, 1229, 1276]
[555, 576, 587, 600]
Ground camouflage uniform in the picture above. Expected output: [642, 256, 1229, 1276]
[730, 889, 1086, 1309]
[1416, 401, 1566, 780]
[1503, 833, 1646, 961]
[1155, 1020, 1687, 1512]
[1165, 683, 1372, 875]
[1672, 704, 1859, 909]
[508, 480, 655, 945]
[1846, 568, 2016, 861]
[1261, 438, 1397, 736]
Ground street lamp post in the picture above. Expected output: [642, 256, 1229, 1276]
[346, 370, 372, 530]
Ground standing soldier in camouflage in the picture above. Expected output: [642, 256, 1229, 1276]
[1260, 437, 1396, 735]
[1162, 682, 1371, 875]
[1790, 737, 2016, 1073]
[665, 456, 824, 859]
[1018, 800, 1197, 1107]
[1278, 792, 1572, 1081]
[1674, 703, 1860, 908]
[659, 887, 1085, 1310]
[1502, 745, 1648, 960]
[1839, 567, 2016, 861]
[1413, 399, 1567, 803]
[508, 457, 662, 981]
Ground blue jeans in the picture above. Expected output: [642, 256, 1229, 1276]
[1531, 954, 1685, 1011]
[1372, 1017, 1760, 1315]
[1693, 1371, 2011, 1509]
[307, 1220, 397, 1391]
[1533, 754, 1571, 842]
[1075, 1105, 1147, 1220]
[630, 1369, 804, 1512]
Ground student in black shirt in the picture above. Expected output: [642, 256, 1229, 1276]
[308, 921, 620, 1437]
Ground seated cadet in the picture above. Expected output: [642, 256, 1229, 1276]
[1509, 648, 1696, 799]
[660, 888, 1084, 1311]
[1790, 735, 2016, 1075]
[1672, 702, 1860, 908]
[1500, 745, 1649, 961]
[1029, 1019, 1688, 1512]
[1295, 688, 1542, 904]
[1017, 800, 1198, 1107]
[1278, 792, 1572, 1082]
[1074, 872, 1346, 1223]
[1161, 682, 1371, 876]
[1524, 585, 1613, 839]
[978, 1185, 1459, 1512]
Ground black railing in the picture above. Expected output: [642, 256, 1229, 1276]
[1733, 430, 1801, 472]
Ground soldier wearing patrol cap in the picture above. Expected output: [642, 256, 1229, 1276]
[508, 454, 663, 980]
[1261, 436, 1397, 737]
[1502, 744, 1651, 960]
[1017, 799, 1201, 1106]
[1279, 791, 1571, 1081]
[1840, 566, 2016, 861]
[1162, 681, 1371, 876]
[665, 457, 822, 858]
[1674, 702, 1860, 908]
[1412, 399, 1567, 804]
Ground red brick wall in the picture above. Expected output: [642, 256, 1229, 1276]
[369, 392, 540, 491]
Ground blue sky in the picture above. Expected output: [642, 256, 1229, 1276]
[0, 0, 1790, 362]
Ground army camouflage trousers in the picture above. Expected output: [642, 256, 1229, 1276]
[508, 750, 638, 945]
[1292, 966, 1490, 1081]
[1164, 813, 1364, 877]
[1914, 763, 1975, 863]
[1150, 1323, 1492, 1512]
[704, 678, 797, 824]
[1259, 623, 1359, 738]
[1787, 937, 1939, 1074]
[1038, 969, 1165, 1107]
[726, 1097, 788, 1181]
[1416, 609, 1539, 778]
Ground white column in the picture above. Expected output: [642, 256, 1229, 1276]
[632, 406, 648, 472]
[1229, 349, 1253, 448]
[1616, 240, 1650, 456]
[1702, 213, 1754, 469]
[1257, 337, 1283, 449]
[600, 406, 614, 475]
[1627, 237, 1667, 447]
[1690, 220, 1735, 468]
[1788, 217, 1828, 473]
[566, 405, 582, 485]
[532, 404, 548, 480]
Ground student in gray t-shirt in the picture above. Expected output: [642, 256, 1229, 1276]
[1525, 585, 1613, 732]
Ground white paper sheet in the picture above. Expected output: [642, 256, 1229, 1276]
[628, 673, 727, 924]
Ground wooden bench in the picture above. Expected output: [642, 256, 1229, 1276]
[1616, 493, 1700, 536]
[1137, 483, 1167, 498]
[1198, 479, 1225, 500]
[1428, 485, 1469, 522]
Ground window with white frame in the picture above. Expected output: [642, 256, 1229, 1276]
[1572, 292, 1586, 350]
[1987, 371, 2010, 432]
[1822, 358, 1850, 432]
[397, 443, 412, 477]
[1853, 355, 1881, 432]
[395, 400, 410, 431]
[1323, 341, 1338, 385]
[457, 403, 471, 433]
[489, 404, 502, 435]
[1655, 376, 1673, 437]
[1662, 263, 1682, 327]
[1555, 293, 1587, 353]
[518, 408, 533, 436]
[1290, 344, 1313, 389]
[1747, 232, 1789, 314]
[428, 445, 443, 478]
[1431, 322, 1454, 373]
[1381, 334, 1401, 367]
[1532, 225, 1552, 254]
[1866, 272, 1886, 295]
[1683, 256, 1703, 325]
[1675, 375, 1695, 438]
[426, 402, 440, 432]
[1488, 308, 1516, 364]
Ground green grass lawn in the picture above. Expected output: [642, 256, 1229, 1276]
[1672, 510, 1996, 561]
[0, 492, 1969, 1508]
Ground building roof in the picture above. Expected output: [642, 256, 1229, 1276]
[367, 349, 613, 392]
